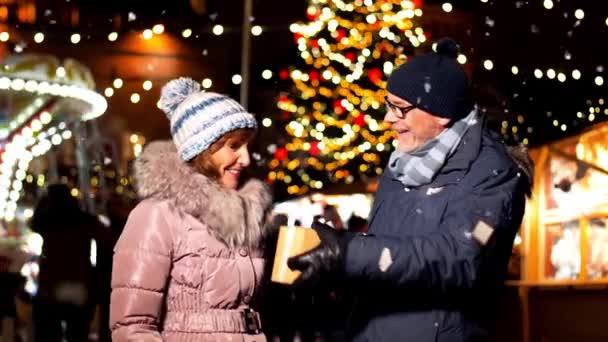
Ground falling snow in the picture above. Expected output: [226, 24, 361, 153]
[530, 24, 539, 34]
[424, 81, 432, 93]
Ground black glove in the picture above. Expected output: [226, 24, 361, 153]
[287, 222, 353, 289]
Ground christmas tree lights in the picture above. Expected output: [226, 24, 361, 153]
[269, 0, 426, 197]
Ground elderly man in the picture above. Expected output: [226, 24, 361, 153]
[288, 38, 533, 341]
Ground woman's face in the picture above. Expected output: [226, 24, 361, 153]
[208, 134, 251, 189]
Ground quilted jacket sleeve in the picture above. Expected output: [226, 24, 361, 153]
[344, 165, 527, 295]
[110, 200, 173, 341]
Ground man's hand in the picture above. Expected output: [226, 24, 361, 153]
[287, 222, 352, 289]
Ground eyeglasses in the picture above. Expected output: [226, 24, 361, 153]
[385, 100, 417, 119]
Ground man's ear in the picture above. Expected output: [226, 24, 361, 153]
[436, 117, 451, 127]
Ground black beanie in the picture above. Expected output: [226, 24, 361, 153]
[387, 38, 473, 120]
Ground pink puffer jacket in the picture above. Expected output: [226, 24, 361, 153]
[110, 141, 273, 342]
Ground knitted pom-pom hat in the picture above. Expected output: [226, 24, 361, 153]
[158, 77, 257, 161]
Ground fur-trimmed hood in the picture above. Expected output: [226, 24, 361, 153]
[133, 141, 273, 249]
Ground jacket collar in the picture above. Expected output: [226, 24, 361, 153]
[133, 141, 273, 249]
[430, 115, 484, 187]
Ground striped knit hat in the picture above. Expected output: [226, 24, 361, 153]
[158, 77, 257, 161]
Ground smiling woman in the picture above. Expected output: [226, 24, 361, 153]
[109, 77, 273, 342]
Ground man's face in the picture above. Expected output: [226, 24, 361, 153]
[384, 92, 450, 152]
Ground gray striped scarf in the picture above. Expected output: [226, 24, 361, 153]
[388, 108, 478, 188]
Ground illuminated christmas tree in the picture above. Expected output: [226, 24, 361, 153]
[268, 0, 427, 197]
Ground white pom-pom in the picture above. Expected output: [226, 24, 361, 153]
[159, 77, 201, 118]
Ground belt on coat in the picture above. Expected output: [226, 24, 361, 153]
[164, 308, 262, 334]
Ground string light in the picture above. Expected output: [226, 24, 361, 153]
[142, 80, 152, 91]
[483, 60, 494, 70]
[104, 87, 113, 97]
[182, 28, 192, 38]
[34, 32, 44, 43]
[202, 78, 212, 88]
[108, 32, 118, 41]
[212, 25, 224, 36]
[130, 93, 140, 103]
[232, 74, 242, 85]
[262, 70, 273, 79]
[595, 76, 604, 86]
[152, 24, 165, 35]
[142, 29, 153, 40]
[113, 78, 123, 88]
[251, 25, 263, 36]
[70, 33, 81, 44]
[457, 54, 467, 64]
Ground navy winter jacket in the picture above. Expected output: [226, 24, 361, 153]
[344, 118, 530, 341]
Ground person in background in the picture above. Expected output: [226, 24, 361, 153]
[31, 183, 108, 342]
[95, 193, 137, 342]
[288, 38, 533, 341]
[110, 78, 273, 341]
[347, 215, 368, 234]
[322, 204, 344, 231]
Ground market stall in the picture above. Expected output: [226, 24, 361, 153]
[502, 122, 608, 342]
[520, 122, 608, 283]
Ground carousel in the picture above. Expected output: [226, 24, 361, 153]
[0, 53, 106, 324]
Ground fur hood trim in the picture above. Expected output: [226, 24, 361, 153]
[134, 141, 273, 249]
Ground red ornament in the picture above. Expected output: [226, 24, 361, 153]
[279, 70, 289, 80]
[281, 111, 291, 120]
[367, 68, 383, 83]
[306, 7, 320, 20]
[293, 33, 303, 43]
[311, 39, 319, 48]
[334, 99, 345, 115]
[345, 52, 356, 62]
[309, 70, 319, 81]
[354, 114, 366, 127]
[411, 0, 423, 8]
[335, 29, 347, 41]
[274, 147, 288, 161]
[309, 141, 320, 157]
